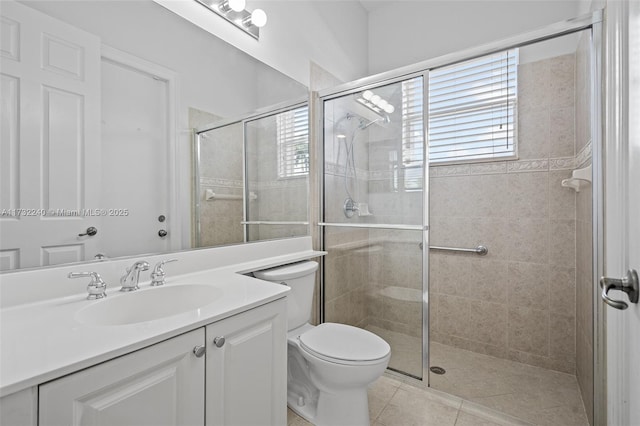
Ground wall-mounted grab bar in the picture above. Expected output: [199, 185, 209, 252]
[241, 221, 309, 226]
[205, 189, 257, 201]
[427, 245, 488, 255]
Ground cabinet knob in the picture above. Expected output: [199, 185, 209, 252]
[213, 336, 225, 348]
[193, 345, 206, 358]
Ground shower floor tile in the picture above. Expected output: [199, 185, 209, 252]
[430, 342, 589, 426]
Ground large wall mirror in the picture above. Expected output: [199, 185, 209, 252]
[0, 0, 309, 272]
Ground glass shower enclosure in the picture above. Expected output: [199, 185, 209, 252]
[318, 15, 602, 425]
[320, 75, 428, 380]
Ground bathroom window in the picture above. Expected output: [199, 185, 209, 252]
[428, 49, 518, 164]
[400, 51, 518, 189]
[277, 105, 309, 178]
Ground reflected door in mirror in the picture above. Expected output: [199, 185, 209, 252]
[0, 1, 102, 270]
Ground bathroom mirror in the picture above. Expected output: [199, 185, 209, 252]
[0, 0, 309, 271]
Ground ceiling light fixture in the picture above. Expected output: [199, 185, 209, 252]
[195, 0, 267, 40]
[355, 90, 395, 119]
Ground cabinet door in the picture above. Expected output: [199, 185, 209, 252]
[206, 299, 287, 426]
[39, 329, 205, 426]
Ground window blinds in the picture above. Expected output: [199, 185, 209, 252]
[277, 105, 309, 178]
[428, 49, 518, 163]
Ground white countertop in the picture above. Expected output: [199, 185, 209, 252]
[0, 238, 325, 397]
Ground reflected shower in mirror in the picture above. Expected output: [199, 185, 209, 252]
[0, 0, 308, 271]
[193, 102, 310, 248]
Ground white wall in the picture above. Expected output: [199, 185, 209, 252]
[367, 0, 589, 74]
[154, 0, 370, 86]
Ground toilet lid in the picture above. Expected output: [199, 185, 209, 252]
[299, 323, 390, 363]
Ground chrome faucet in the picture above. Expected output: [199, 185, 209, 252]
[150, 259, 178, 286]
[120, 261, 149, 292]
[69, 271, 107, 299]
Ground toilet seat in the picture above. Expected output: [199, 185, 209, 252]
[299, 323, 390, 366]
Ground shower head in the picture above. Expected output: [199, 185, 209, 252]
[333, 113, 355, 139]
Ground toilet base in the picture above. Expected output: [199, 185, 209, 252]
[287, 388, 370, 426]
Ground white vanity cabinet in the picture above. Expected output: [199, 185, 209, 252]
[39, 328, 206, 426]
[35, 298, 287, 426]
[206, 299, 287, 426]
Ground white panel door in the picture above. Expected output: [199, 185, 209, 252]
[206, 299, 287, 426]
[605, 1, 640, 424]
[0, 0, 101, 270]
[619, 0, 640, 421]
[100, 55, 170, 258]
[39, 329, 205, 426]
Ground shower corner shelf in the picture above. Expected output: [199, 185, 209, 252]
[561, 164, 592, 193]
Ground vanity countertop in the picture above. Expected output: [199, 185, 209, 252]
[0, 238, 325, 397]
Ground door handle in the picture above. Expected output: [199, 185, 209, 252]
[599, 269, 639, 310]
[78, 227, 98, 237]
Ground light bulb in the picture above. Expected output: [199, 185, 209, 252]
[384, 105, 395, 114]
[370, 94, 381, 105]
[251, 9, 267, 27]
[228, 0, 245, 12]
[378, 99, 389, 109]
[362, 90, 373, 100]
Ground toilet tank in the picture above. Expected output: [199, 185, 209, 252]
[253, 261, 319, 330]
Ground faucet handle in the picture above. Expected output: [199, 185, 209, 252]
[126, 260, 150, 273]
[68, 271, 107, 300]
[150, 258, 178, 286]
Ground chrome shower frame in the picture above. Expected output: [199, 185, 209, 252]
[316, 9, 604, 422]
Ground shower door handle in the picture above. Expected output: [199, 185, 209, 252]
[599, 269, 639, 310]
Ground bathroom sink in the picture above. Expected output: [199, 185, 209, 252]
[75, 284, 222, 326]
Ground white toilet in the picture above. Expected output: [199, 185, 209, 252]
[254, 261, 390, 426]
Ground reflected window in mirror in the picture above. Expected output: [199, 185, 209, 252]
[277, 106, 310, 179]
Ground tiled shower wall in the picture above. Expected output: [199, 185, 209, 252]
[429, 53, 580, 374]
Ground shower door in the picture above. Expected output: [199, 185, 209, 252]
[320, 75, 428, 380]
[194, 121, 245, 248]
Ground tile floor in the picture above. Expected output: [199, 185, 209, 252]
[430, 342, 589, 426]
[287, 340, 589, 426]
[287, 374, 531, 426]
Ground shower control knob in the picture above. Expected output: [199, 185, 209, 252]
[158, 229, 168, 238]
[193, 345, 206, 358]
[213, 336, 225, 348]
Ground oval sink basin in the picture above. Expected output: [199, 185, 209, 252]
[75, 284, 222, 326]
